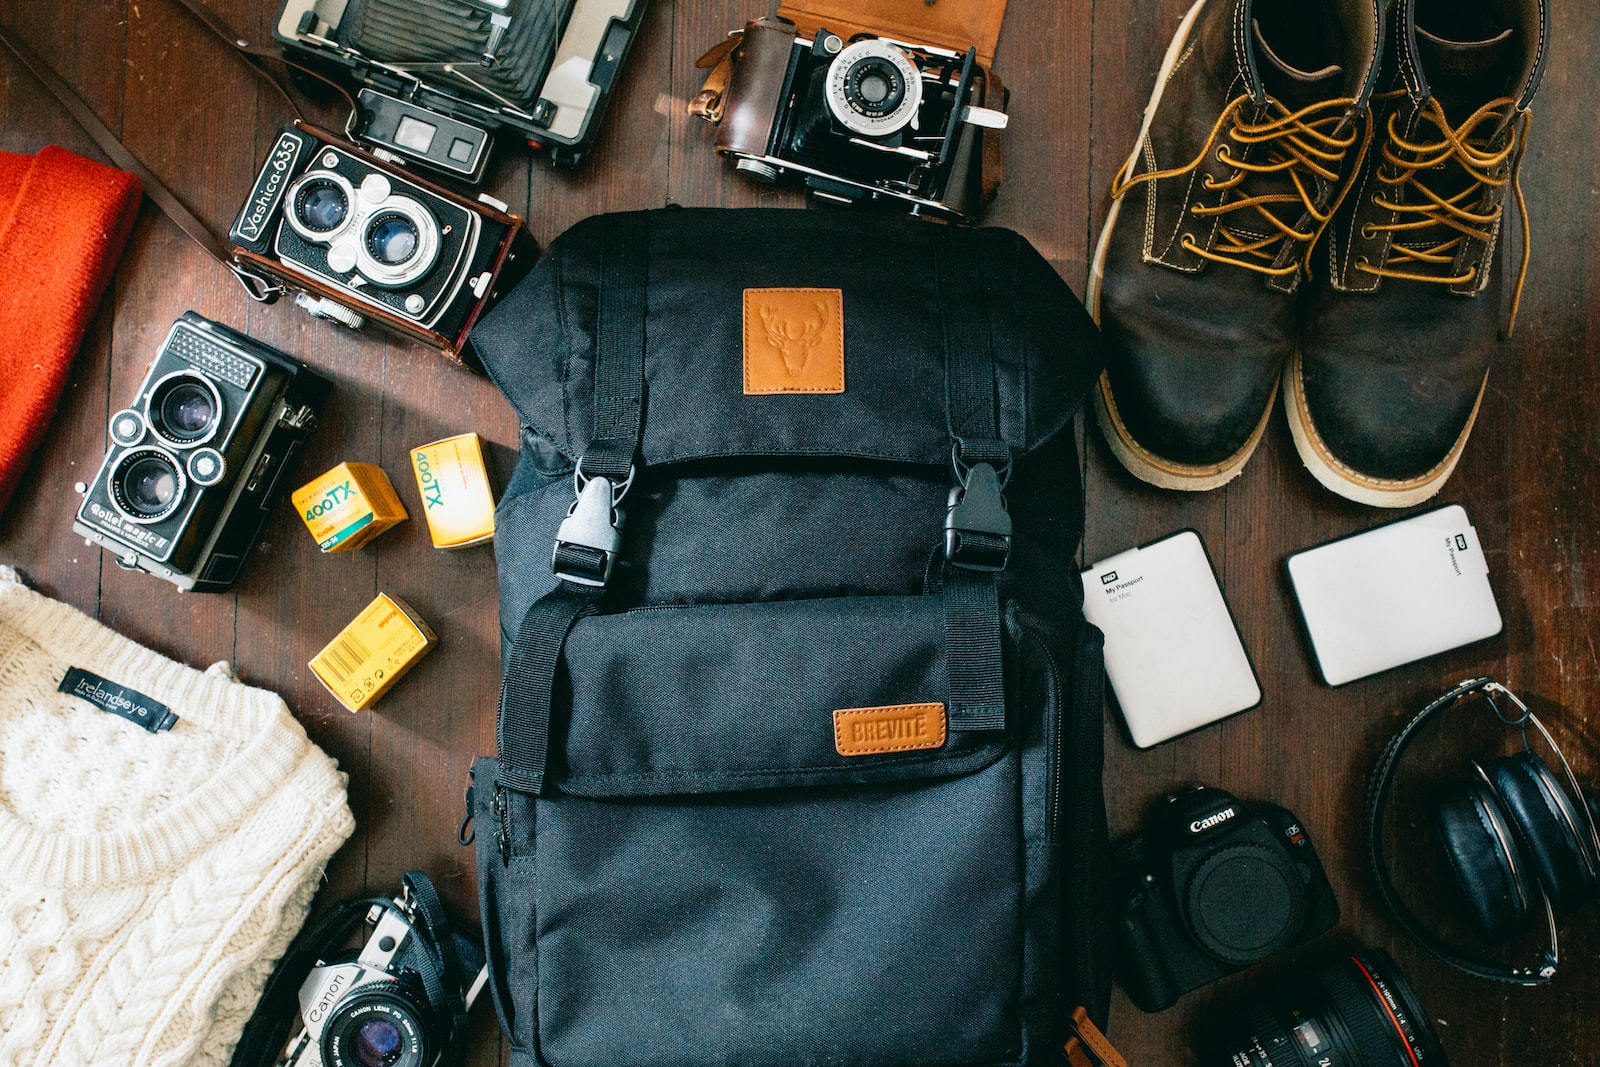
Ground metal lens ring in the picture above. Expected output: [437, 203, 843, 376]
[825, 40, 922, 137]
[355, 196, 440, 288]
[284, 170, 356, 242]
[145, 371, 223, 448]
[321, 988, 431, 1067]
[108, 446, 186, 524]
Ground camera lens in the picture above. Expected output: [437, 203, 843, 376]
[147, 373, 221, 447]
[1202, 951, 1449, 1067]
[321, 989, 430, 1067]
[845, 57, 905, 117]
[366, 213, 420, 266]
[110, 448, 185, 523]
[295, 177, 349, 233]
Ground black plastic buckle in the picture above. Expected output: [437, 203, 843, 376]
[944, 460, 1012, 572]
[552, 466, 630, 587]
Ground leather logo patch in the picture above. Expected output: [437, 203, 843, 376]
[833, 703, 946, 757]
[742, 288, 845, 394]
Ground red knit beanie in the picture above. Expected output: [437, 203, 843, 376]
[0, 146, 143, 518]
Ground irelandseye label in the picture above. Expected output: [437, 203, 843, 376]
[833, 703, 946, 756]
[743, 288, 845, 394]
[59, 667, 178, 733]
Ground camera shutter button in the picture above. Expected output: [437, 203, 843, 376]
[1183, 842, 1307, 965]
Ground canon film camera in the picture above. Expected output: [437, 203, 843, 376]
[229, 122, 537, 362]
[73, 314, 328, 593]
[1113, 787, 1340, 1013]
[692, 16, 1008, 222]
[276, 875, 487, 1067]
[273, 0, 649, 179]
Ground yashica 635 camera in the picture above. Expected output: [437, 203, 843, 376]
[692, 15, 1009, 222]
[228, 122, 537, 362]
[74, 314, 329, 593]
[1113, 786, 1339, 1012]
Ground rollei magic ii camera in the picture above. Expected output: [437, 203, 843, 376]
[272, 873, 486, 1067]
[691, 4, 1009, 222]
[229, 122, 537, 362]
[1113, 787, 1340, 1012]
[73, 314, 328, 593]
[272, 0, 650, 178]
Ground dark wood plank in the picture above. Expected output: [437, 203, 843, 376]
[1, 0, 1596, 1063]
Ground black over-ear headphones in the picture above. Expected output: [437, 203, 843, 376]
[1365, 677, 1600, 984]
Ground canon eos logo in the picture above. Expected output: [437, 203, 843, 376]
[1190, 807, 1236, 833]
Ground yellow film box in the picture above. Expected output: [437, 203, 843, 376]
[411, 433, 496, 549]
[292, 462, 408, 553]
[309, 593, 438, 712]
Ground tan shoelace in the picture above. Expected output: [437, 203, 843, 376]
[1355, 94, 1531, 332]
[1112, 95, 1371, 279]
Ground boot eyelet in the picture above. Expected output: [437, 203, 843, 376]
[1360, 224, 1377, 240]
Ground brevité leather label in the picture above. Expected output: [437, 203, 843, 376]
[742, 287, 845, 395]
[833, 702, 946, 756]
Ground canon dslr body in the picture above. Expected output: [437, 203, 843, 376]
[1114, 786, 1339, 1012]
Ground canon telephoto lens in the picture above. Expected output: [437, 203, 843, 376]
[148, 374, 220, 445]
[111, 448, 184, 522]
[1202, 951, 1449, 1067]
[295, 177, 350, 233]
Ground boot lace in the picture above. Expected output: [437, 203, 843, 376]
[1111, 95, 1371, 279]
[1356, 94, 1531, 331]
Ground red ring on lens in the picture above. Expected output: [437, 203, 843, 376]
[1351, 956, 1422, 1067]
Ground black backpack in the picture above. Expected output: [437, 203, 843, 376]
[467, 208, 1111, 1067]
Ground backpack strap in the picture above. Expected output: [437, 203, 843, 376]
[497, 212, 649, 795]
[937, 232, 1011, 733]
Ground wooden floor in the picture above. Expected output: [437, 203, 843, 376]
[3, 0, 1597, 1063]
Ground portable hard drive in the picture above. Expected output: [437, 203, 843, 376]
[1081, 530, 1261, 748]
[1286, 504, 1502, 686]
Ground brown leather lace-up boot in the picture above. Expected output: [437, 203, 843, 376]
[1090, 0, 1387, 491]
[1291, 0, 1547, 507]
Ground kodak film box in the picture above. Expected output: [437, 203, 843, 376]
[411, 433, 496, 549]
[292, 462, 408, 552]
[309, 593, 438, 712]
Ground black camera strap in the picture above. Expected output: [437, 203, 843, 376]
[0, 0, 355, 274]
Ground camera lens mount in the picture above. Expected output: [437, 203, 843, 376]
[1202, 951, 1450, 1067]
[354, 197, 441, 289]
[109, 446, 187, 524]
[320, 984, 433, 1067]
[824, 40, 923, 137]
[146, 371, 223, 448]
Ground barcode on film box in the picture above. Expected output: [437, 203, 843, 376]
[309, 593, 438, 712]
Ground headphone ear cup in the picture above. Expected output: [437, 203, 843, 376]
[1429, 774, 1534, 943]
[1488, 752, 1600, 909]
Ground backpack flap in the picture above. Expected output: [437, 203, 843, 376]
[549, 594, 1013, 798]
[471, 207, 1102, 468]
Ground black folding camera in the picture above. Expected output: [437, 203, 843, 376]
[1113, 787, 1339, 1012]
[273, 0, 650, 177]
[73, 314, 328, 593]
[276, 874, 486, 1067]
[693, 17, 1008, 222]
[229, 122, 536, 362]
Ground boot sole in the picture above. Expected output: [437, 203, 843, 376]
[1086, 0, 1269, 492]
[1284, 348, 1486, 508]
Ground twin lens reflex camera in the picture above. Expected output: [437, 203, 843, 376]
[73, 313, 328, 593]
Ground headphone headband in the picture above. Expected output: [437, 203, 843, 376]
[1363, 677, 1598, 985]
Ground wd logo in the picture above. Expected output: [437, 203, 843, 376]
[1455, 534, 1469, 551]
[1101, 571, 1118, 585]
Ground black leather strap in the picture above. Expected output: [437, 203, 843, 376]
[1365, 676, 1560, 984]
[497, 214, 649, 794]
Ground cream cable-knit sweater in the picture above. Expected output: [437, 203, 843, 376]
[0, 567, 355, 1067]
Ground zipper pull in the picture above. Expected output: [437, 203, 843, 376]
[1063, 1006, 1127, 1067]
[458, 770, 477, 846]
[492, 781, 511, 864]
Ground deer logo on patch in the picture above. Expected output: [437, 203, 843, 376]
[742, 288, 845, 395]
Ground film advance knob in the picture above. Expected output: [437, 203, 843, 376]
[294, 292, 366, 331]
